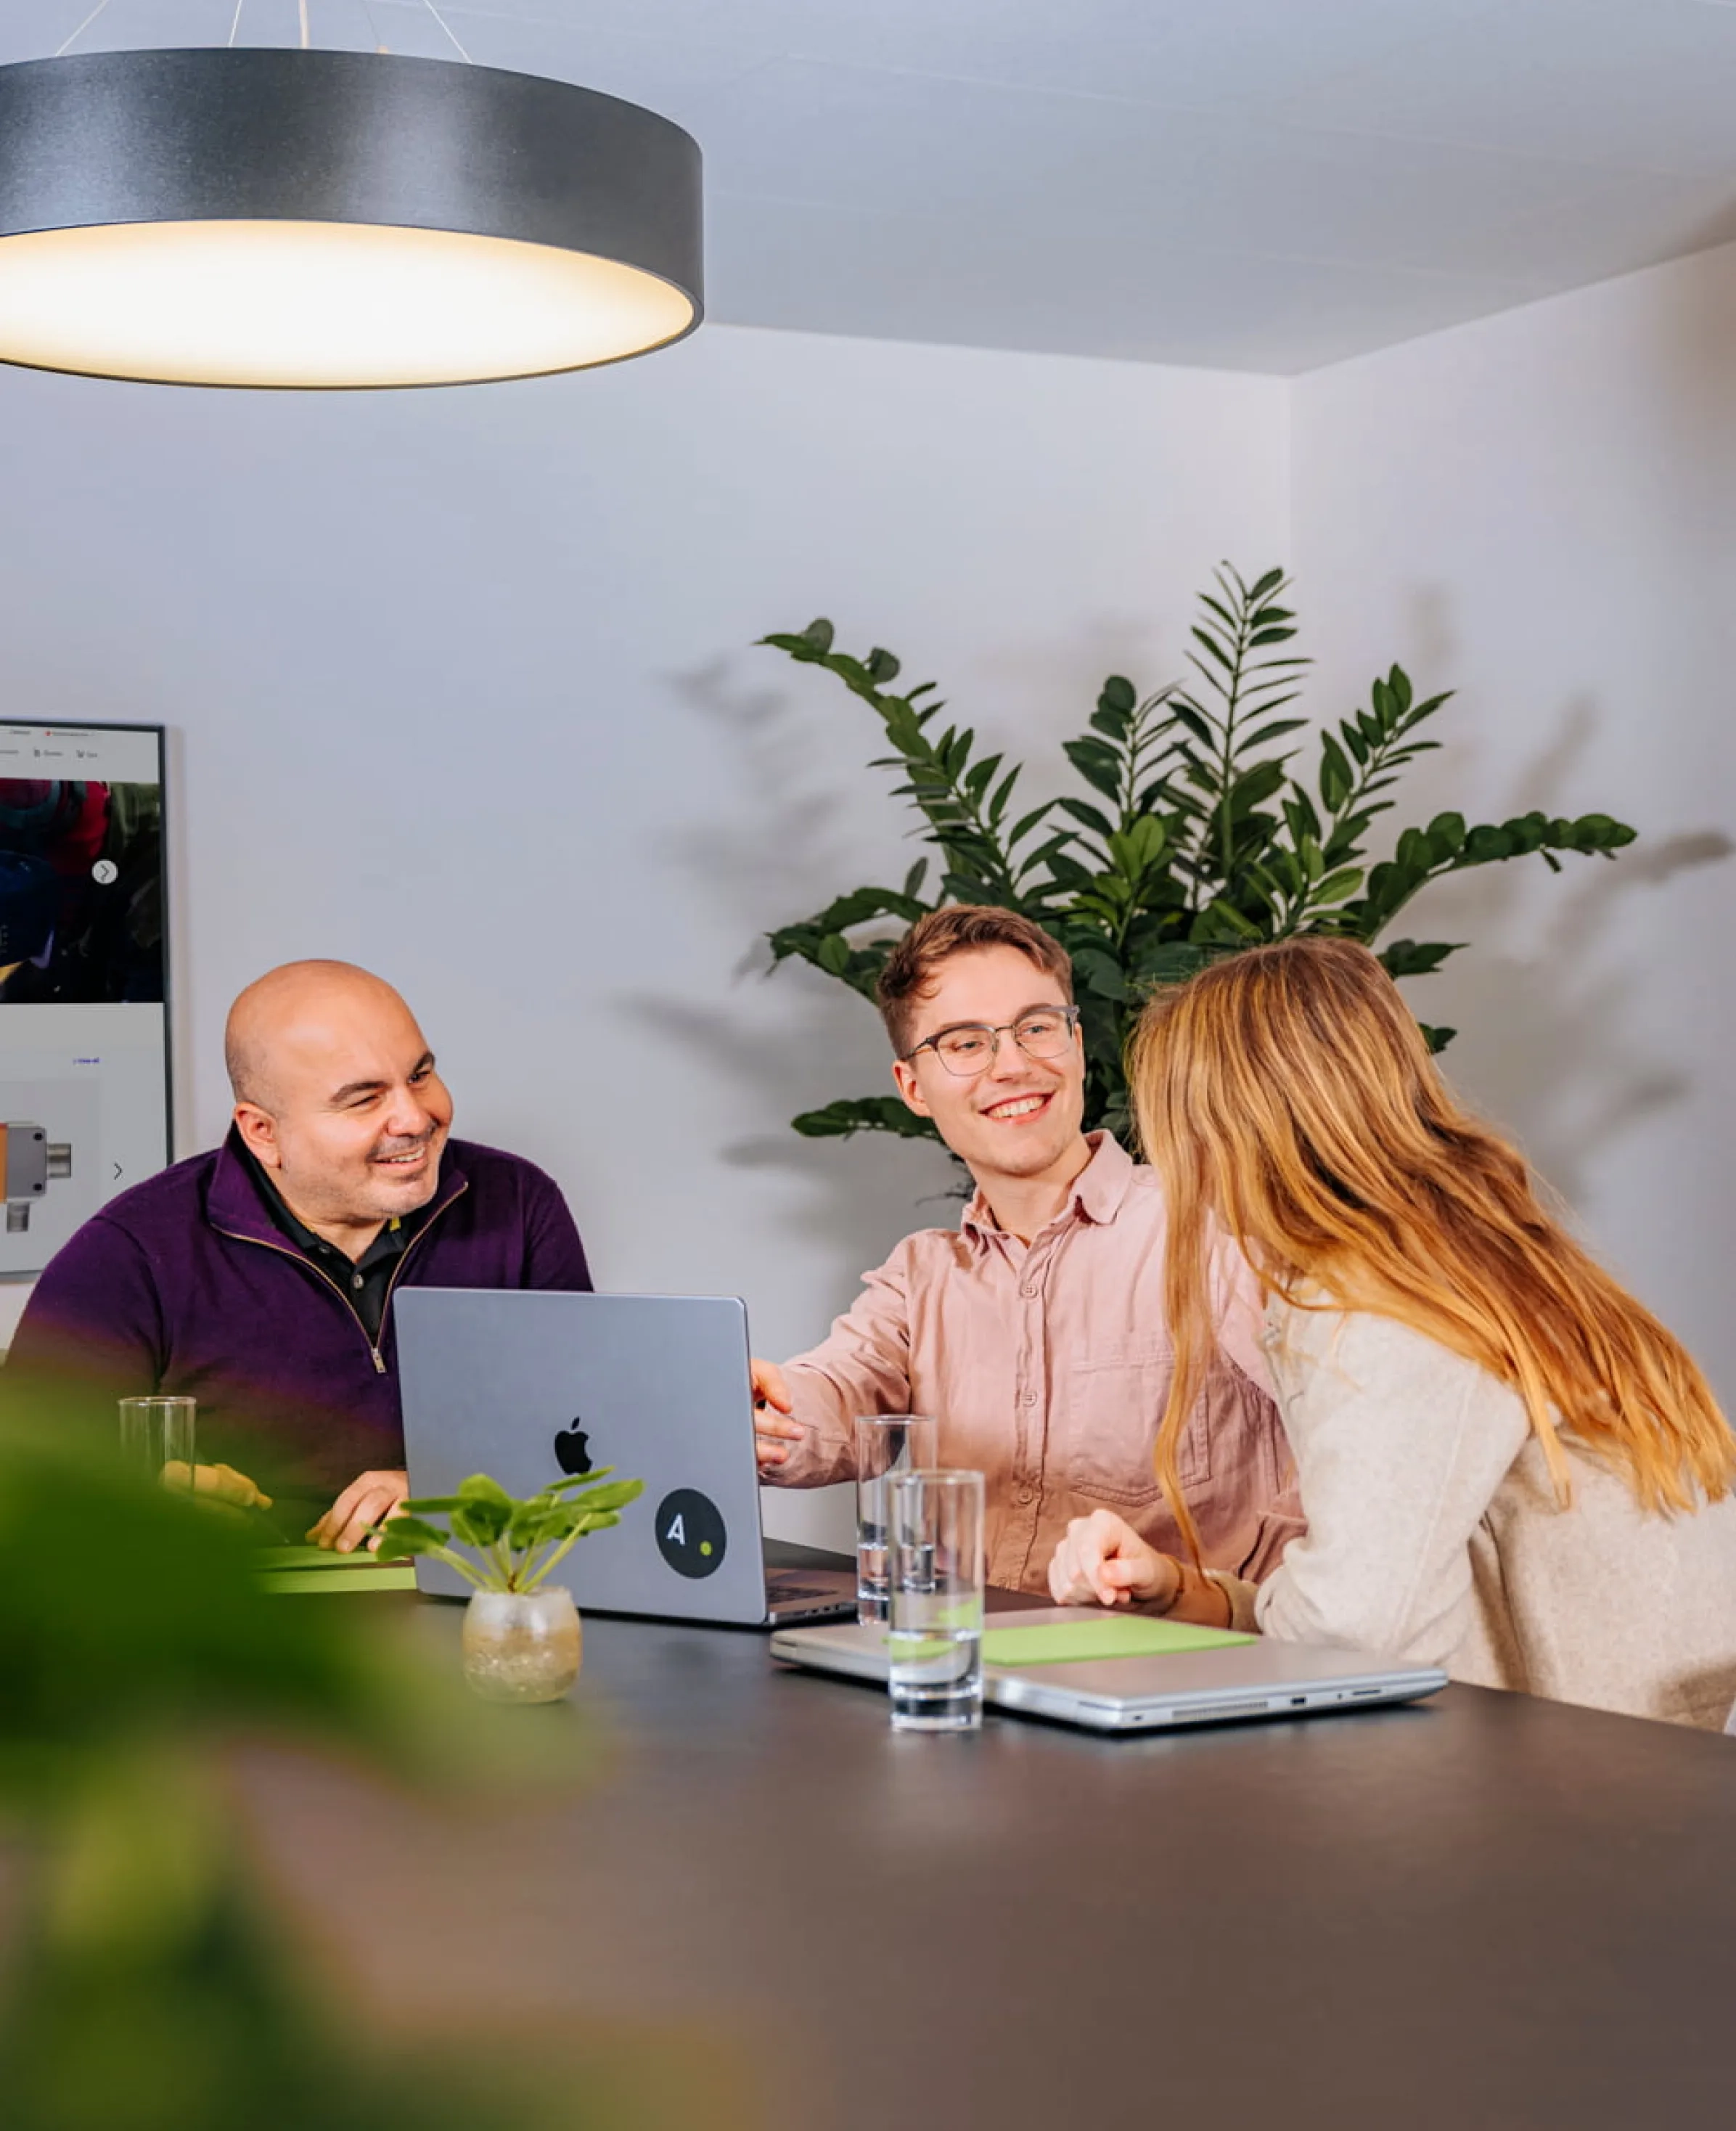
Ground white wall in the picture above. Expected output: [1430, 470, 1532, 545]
[0, 324, 1287, 1543]
[12, 242, 1719, 1501]
[1292, 239, 1736, 1404]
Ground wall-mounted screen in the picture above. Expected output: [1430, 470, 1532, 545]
[0, 722, 170, 1277]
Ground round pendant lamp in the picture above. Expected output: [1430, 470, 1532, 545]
[0, 47, 704, 388]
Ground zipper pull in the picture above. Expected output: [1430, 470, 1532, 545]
[370, 1347, 387, 1375]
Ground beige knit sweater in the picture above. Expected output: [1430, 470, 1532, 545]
[1222, 1300, 1736, 1730]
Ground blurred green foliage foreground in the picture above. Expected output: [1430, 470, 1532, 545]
[0, 1430, 742, 2131]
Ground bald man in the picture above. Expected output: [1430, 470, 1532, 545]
[7, 960, 591, 1548]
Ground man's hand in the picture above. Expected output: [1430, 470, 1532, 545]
[308, 1468, 409, 1553]
[750, 1358, 804, 1471]
[1047, 1508, 1179, 1611]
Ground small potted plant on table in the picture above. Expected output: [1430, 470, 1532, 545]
[372, 1469, 643, 1703]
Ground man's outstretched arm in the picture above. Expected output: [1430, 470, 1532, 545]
[753, 1245, 917, 1489]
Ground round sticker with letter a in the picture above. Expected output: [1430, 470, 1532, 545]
[655, 1489, 728, 1579]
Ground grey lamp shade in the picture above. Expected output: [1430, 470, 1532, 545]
[0, 47, 704, 388]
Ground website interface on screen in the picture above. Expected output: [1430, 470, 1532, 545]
[0, 724, 169, 1277]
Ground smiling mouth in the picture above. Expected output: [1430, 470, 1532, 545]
[372, 1144, 433, 1169]
[981, 1092, 1051, 1122]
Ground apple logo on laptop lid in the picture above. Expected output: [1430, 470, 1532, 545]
[554, 1420, 594, 1478]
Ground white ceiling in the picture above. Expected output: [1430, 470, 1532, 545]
[7, 0, 1736, 372]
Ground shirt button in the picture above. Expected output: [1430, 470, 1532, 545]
[1020, 1283, 1038, 1298]
[352, 1274, 364, 1290]
[1020, 1390, 1037, 1406]
[1015, 1485, 1036, 1505]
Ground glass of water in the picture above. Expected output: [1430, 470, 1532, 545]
[118, 1396, 197, 1494]
[853, 1414, 938, 1624]
[887, 1468, 985, 1733]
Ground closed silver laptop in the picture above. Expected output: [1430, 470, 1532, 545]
[396, 1288, 854, 1627]
[771, 1608, 1448, 1733]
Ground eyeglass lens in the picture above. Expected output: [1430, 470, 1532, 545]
[931, 1011, 1073, 1074]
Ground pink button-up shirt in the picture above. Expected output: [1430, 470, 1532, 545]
[768, 1133, 1303, 1593]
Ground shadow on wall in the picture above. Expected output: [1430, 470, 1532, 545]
[1400, 699, 1731, 1205]
[620, 653, 959, 1275]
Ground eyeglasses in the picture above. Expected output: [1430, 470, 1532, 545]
[904, 1006, 1081, 1077]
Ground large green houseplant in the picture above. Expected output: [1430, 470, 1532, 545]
[760, 564, 1637, 1146]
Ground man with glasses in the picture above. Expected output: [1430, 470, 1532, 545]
[752, 905, 1301, 1600]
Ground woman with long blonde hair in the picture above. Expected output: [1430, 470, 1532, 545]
[1047, 936, 1736, 1727]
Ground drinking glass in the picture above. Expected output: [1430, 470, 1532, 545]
[118, 1396, 197, 1494]
[887, 1468, 985, 1733]
[853, 1413, 938, 1624]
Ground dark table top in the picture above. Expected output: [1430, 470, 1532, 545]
[240, 1563, 1736, 2131]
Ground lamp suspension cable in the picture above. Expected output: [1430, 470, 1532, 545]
[421, 3, 472, 63]
[3, 0, 703, 388]
[56, 3, 112, 58]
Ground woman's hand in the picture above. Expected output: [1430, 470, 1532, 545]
[1047, 1509, 1180, 1610]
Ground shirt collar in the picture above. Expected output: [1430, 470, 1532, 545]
[234, 1137, 410, 1266]
[959, 1129, 1136, 1247]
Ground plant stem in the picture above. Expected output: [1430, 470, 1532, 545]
[431, 1544, 494, 1592]
[512, 1536, 552, 1592]
[1219, 597, 1249, 889]
[520, 1519, 594, 1593]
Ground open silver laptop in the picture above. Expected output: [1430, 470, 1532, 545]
[771, 1608, 1448, 1733]
[395, 1289, 854, 1627]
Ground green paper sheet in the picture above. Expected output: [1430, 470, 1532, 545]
[255, 1546, 418, 1595]
[257, 1546, 359, 1571]
[980, 1616, 1256, 1666]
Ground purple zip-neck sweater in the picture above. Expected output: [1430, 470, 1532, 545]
[6, 1127, 591, 1506]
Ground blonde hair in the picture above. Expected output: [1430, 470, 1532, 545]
[1129, 936, 1733, 1561]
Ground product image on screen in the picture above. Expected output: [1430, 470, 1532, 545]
[0, 724, 170, 1277]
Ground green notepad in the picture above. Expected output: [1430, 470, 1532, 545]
[980, 1616, 1256, 1666]
[254, 1546, 418, 1595]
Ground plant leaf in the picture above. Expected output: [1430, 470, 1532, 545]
[1243, 718, 1308, 749]
[1057, 796, 1114, 838]
[1318, 734, 1353, 812]
[1379, 938, 1465, 978]
[451, 1494, 511, 1547]
[369, 1515, 450, 1555]
[1062, 737, 1123, 802]
[1170, 700, 1216, 748]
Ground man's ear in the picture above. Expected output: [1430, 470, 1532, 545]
[890, 1057, 931, 1119]
[233, 1103, 281, 1169]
